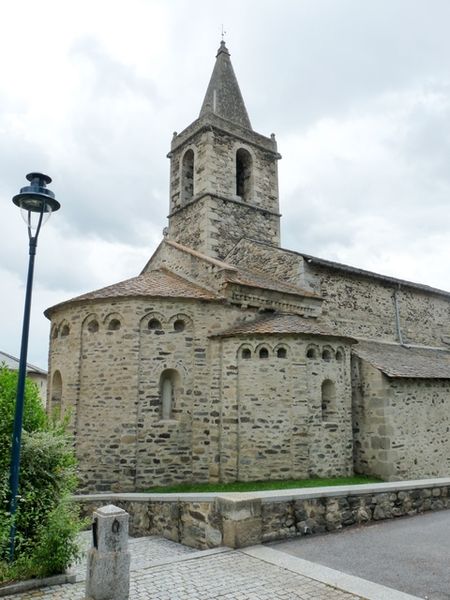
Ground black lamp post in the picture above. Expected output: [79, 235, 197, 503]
[9, 173, 60, 561]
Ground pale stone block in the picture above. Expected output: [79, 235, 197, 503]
[85, 504, 130, 600]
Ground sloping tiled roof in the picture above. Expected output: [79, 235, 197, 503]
[213, 314, 354, 340]
[226, 268, 318, 298]
[0, 351, 47, 375]
[45, 269, 219, 316]
[353, 341, 450, 379]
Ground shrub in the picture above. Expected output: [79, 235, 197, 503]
[0, 365, 82, 581]
[0, 366, 46, 472]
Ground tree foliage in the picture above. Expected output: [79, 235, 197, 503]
[0, 365, 82, 581]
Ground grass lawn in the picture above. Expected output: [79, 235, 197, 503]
[144, 475, 381, 494]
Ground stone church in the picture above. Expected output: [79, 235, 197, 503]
[46, 42, 450, 492]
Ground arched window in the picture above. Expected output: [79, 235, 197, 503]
[322, 348, 332, 362]
[241, 348, 251, 359]
[159, 369, 179, 420]
[181, 149, 194, 203]
[87, 319, 99, 333]
[259, 347, 269, 359]
[51, 370, 62, 415]
[148, 318, 162, 331]
[321, 379, 336, 422]
[236, 148, 252, 201]
[336, 349, 344, 362]
[108, 319, 121, 331]
[61, 324, 70, 337]
[173, 319, 185, 332]
[51, 326, 58, 339]
[306, 347, 317, 359]
[277, 347, 287, 359]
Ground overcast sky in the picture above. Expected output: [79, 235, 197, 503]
[2, 0, 450, 369]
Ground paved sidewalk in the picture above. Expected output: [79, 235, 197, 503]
[2, 535, 361, 600]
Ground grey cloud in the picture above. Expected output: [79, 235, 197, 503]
[400, 94, 450, 184]
[70, 36, 160, 103]
[217, 0, 450, 134]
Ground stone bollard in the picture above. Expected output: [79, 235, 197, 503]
[85, 504, 130, 600]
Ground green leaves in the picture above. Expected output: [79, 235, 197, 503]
[0, 365, 47, 467]
[0, 366, 82, 581]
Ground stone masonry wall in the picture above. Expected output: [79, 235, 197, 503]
[352, 357, 450, 480]
[352, 358, 394, 480]
[303, 262, 450, 347]
[168, 121, 281, 259]
[75, 479, 450, 550]
[49, 294, 354, 492]
[209, 196, 280, 259]
[145, 240, 233, 295]
[168, 194, 280, 260]
[225, 239, 304, 286]
[169, 122, 280, 215]
[217, 335, 353, 483]
[167, 196, 210, 255]
[49, 297, 247, 492]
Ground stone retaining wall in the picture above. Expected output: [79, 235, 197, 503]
[74, 478, 450, 550]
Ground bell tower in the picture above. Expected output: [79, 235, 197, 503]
[167, 42, 281, 260]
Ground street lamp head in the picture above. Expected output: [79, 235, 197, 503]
[12, 172, 60, 234]
[12, 172, 60, 214]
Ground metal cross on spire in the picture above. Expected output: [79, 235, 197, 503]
[221, 24, 226, 41]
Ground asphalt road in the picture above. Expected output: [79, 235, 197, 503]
[268, 510, 450, 600]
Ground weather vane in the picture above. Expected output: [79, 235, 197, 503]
[221, 24, 226, 41]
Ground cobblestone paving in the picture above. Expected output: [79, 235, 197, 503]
[71, 532, 197, 578]
[2, 537, 362, 600]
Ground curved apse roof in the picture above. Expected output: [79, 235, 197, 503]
[45, 269, 219, 318]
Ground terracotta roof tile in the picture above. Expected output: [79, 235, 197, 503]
[213, 314, 354, 339]
[46, 269, 218, 316]
[353, 341, 450, 378]
[225, 268, 318, 298]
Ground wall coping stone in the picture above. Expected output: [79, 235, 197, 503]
[73, 477, 450, 505]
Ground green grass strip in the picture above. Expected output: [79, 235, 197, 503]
[144, 475, 381, 494]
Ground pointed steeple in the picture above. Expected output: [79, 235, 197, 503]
[199, 41, 252, 130]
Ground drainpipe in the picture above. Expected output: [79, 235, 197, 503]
[393, 284, 404, 346]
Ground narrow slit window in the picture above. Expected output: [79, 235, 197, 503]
[181, 149, 194, 203]
[51, 370, 63, 415]
[159, 369, 179, 420]
[321, 379, 336, 422]
[236, 148, 252, 201]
